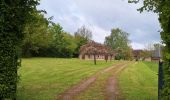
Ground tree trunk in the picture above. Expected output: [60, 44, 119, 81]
[94, 54, 96, 65]
[110, 55, 112, 62]
[105, 54, 108, 63]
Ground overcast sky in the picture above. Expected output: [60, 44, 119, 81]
[38, 0, 161, 49]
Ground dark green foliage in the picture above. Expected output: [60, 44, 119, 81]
[46, 24, 77, 58]
[22, 22, 77, 58]
[30, 25, 91, 58]
[129, 0, 170, 99]
[22, 12, 52, 57]
[50, 24, 65, 54]
[0, 0, 39, 99]
[22, 20, 91, 58]
[115, 54, 123, 60]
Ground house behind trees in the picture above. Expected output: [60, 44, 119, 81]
[79, 41, 115, 60]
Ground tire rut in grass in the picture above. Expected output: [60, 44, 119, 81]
[56, 62, 125, 100]
[105, 62, 132, 100]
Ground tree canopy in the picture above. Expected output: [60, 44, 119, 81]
[20, 16, 94, 58]
[104, 28, 130, 50]
[22, 12, 52, 57]
[104, 28, 132, 60]
[74, 26, 92, 57]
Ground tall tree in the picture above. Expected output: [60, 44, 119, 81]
[75, 26, 92, 41]
[104, 28, 130, 50]
[104, 28, 131, 60]
[22, 12, 52, 57]
[128, 0, 170, 99]
[0, 0, 39, 99]
[50, 24, 64, 49]
[62, 32, 77, 57]
[74, 26, 92, 57]
[49, 23, 77, 57]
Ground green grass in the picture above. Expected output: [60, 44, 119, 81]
[75, 61, 127, 100]
[118, 61, 158, 100]
[17, 58, 116, 100]
[17, 59, 158, 100]
[143, 61, 158, 73]
[75, 68, 112, 100]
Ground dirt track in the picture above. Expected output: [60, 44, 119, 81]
[57, 62, 130, 100]
[105, 63, 129, 100]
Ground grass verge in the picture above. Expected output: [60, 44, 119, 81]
[118, 61, 158, 100]
[17, 58, 116, 100]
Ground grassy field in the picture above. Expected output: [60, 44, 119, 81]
[17, 58, 116, 100]
[118, 61, 158, 100]
[75, 67, 113, 100]
[17, 58, 158, 100]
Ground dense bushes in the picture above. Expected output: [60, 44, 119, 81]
[0, 0, 39, 99]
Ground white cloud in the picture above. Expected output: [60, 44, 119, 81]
[90, 26, 110, 43]
[131, 42, 145, 49]
[38, 0, 161, 49]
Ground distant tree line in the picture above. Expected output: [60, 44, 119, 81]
[22, 12, 133, 60]
[22, 11, 133, 60]
[22, 12, 92, 58]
